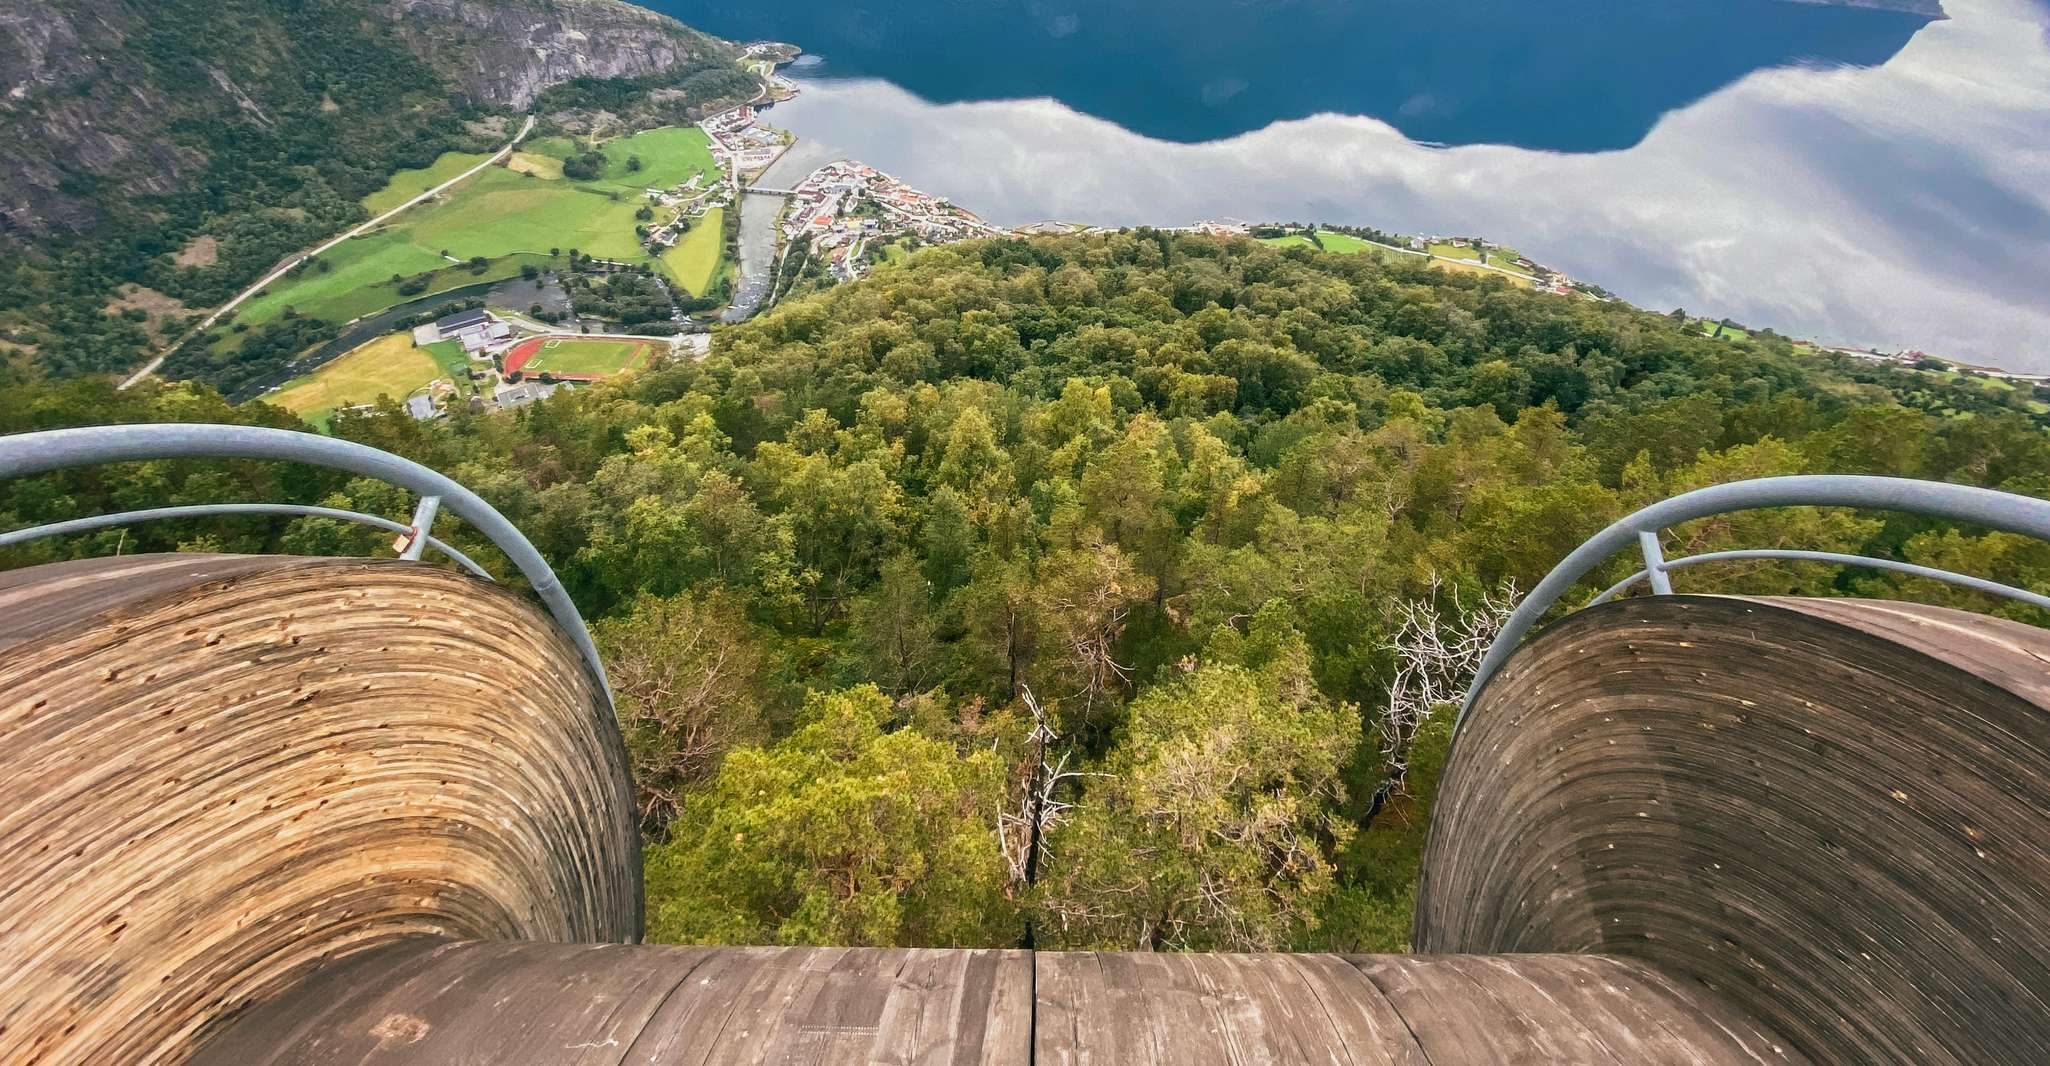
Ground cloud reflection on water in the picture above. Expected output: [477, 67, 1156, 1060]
[763, 0, 2050, 370]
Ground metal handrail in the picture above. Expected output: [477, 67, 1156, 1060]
[1458, 475, 2050, 735]
[1590, 548, 2050, 614]
[0, 503, 494, 579]
[0, 424, 610, 702]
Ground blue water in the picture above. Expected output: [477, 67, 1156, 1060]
[652, 0, 1933, 149]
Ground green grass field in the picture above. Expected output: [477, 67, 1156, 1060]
[507, 151, 566, 180]
[1427, 241, 1482, 261]
[661, 207, 726, 295]
[268, 333, 442, 430]
[227, 240, 551, 340]
[1311, 231, 1376, 254]
[1258, 234, 1319, 249]
[522, 338, 650, 377]
[362, 152, 492, 214]
[593, 127, 719, 193]
[225, 127, 724, 359]
[1692, 318, 1752, 341]
[423, 339, 473, 397]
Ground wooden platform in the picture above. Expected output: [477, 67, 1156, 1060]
[1422, 596, 2050, 1066]
[189, 941, 1803, 1065]
[0, 555, 637, 1065]
[6, 557, 2049, 1065]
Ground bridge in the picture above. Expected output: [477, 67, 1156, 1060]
[744, 184, 800, 197]
[5, 424, 2050, 1064]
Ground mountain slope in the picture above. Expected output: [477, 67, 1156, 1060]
[0, 0, 734, 247]
[0, 0, 757, 381]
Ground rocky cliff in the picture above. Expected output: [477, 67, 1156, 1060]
[377, 0, 728, 110]
[0, 0, 734, 246]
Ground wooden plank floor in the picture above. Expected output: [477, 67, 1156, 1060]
[192, 942, 1802, 1065]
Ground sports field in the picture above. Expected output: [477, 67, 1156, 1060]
[504, 336, 654, 379]
[362, 152, 492, 214]
[661, 207, 726, 295]
[267, 333, 443, 430]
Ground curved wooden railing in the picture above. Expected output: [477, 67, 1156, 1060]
[1460, 475, 2050, 730]
[0, 423, 608, 699]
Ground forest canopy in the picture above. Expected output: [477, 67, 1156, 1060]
[3, 231, 2046, 951]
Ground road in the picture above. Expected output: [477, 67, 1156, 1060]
[119, 115, 537, 390]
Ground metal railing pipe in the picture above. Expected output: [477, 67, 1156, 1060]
[1590, 548, 2050, 613]
[0, 503, 492, 579]
[0, 424, 608, 702]
[1458, 475, 2050, 734]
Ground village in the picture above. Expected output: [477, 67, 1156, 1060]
[779, 160, 1009, 282]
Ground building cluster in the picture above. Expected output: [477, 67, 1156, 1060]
[644, 172, 729, 251]
[385, 308, 579, 420]
[701, 105, 790, 181]
[781, 161, 1008, 282]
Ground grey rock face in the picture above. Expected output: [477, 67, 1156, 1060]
[377, 0, 719, 110]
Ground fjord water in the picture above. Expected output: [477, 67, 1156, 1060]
[657, 0, 1930, 150]
[663, 0, 2050, 369]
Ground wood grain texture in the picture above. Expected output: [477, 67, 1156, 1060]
[1418, 595, 2050, 1066]
[189, 941, 1033, 1066]
[196, 944, 1786, 1066]
[0, 555, 638, 1066]
[12, 561, 2040, 1065]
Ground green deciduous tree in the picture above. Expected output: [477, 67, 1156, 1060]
[645, 686, 1017, 946]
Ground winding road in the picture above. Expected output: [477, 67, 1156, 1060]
[119, 115, 537, 390]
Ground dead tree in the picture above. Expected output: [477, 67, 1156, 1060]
[1369, 575, 1518, 820]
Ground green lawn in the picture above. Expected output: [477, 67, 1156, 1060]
[591, 127, 719, 193]
[1258, 234, 1318, 249]
[660, 207, 726, 296]
[267, 333, 442, 430]
[523, 338, 650, 377]
[362, 152, 492, 214]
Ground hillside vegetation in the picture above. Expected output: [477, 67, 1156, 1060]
[3, 231, 2045, 951]
[0, 0, 753, 381]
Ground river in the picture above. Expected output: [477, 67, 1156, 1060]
[725, 140, 841, 323]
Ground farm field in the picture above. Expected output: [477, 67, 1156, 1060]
[507, 152, 565, 179]
[1429, 258, 1534, 287]
[224, 126, 725, 356]
[506, 336, 653, 378]
[267, 333, 442, 430]
[1694, 319, 1752, 341]
[228, 240, 550, 340]
[594, 127, 720, 193]
[1427, 241, 1482, 261]
[661, 207, 727, 295]
[1311, 231, 1379, 254]
[362, 152, 492, 214]
[1259, 231, 1425, 261]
